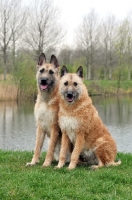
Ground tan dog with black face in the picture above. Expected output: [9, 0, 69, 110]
[56, 66, 121, 170]
[26, 54, 71, 167]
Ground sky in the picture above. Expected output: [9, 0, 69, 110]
[54, 0, 132, 45]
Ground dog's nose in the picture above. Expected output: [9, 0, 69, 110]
[40, 78, 48, 85]
[66, 91, 73, 98]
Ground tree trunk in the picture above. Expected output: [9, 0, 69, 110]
[3, 63, 7, 80]
[88, 63, 91, 80]
[128, 66, 131, 80]
[3, 49, 7, 80]
[104, 67, 107, 80]
[86, 65, 88, 79]
[109, 66, 112, 80]
[12, 33, 16, 68]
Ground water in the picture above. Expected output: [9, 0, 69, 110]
[0, 96, 132, 153]
[92, 96, 132, 153]
[0, 101, 49, 152]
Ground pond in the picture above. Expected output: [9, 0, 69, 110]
[0, 96, 132, 153]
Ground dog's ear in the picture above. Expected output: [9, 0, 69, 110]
[50, 55, 59, 68]
[61, 65, 68, 77]
[38, 53, 46, 66]
[76, 66, 83, 78]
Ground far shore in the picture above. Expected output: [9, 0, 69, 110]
[0, 79, 132, 101]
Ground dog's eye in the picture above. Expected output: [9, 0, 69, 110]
[49, 70, 54, 75]
[40, 68, 44, 73]
[73, 82, 78, 86]
[64, 81, 68, 86]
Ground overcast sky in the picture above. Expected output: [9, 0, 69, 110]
[54, 0, 132, 45]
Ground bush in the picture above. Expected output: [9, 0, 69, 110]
[12, 53, 37, 100]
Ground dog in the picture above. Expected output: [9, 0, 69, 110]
[56, 66, 121, 170]
[26, 53, 71, 167]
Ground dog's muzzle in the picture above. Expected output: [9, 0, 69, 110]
[39, 78, 49, 90]
[65, 91, 75, 103]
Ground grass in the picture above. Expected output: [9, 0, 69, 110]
[0, 150, 132, 200]
[84, 80, 132, 96]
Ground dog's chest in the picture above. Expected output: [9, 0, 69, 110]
[59, 116, 78, 144]
[35, 102, 54, 133]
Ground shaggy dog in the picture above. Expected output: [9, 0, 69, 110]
[56, 66, 121, 169]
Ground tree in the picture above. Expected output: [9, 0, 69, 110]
[25, 0, 65, 58]
[76, 9, 99, 79]
[125, 14, 132, 80]
[0, 0, 13, 80]
[11, 0, 27, 68]
[101, 15, 117, 79]
[0, 0, 26, 80]
[58, 46, 73, 66]
[115, 20, 129, 92]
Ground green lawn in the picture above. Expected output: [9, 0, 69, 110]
[84, 80, 132, 95]
[0, 150, 132, 200]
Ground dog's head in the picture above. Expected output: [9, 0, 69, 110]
[36, 53, 59, 92]
[60, 66, 84, 104]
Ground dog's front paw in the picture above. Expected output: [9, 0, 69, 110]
[67, 163, 76, 170]
[26, 159, 39, 166]
[54, 166, 61, 169]
[42, 162, 51, 167]
[67, 166, 76, 170]
[67, 164, 76, 170]
[26, 162, 36, 166]
[42, 164, 50, 168]
[54, 164, 63, 169]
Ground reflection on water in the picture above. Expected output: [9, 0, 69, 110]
[0, 96, 132, 153]
[0, 101, 48, 151]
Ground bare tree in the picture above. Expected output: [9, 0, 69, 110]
[0, 0, 13, 80]
[115, 20, 129, 92]
[0, 0, 26, 80]
[10, 0, 27, 67]
[101, 15, 117, 79]
[25, 0, 65, 58]
[125, 14, 132, 80]
[76, 9, 99, 79]
[58, 46, 73, 66]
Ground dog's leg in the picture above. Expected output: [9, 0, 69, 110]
[42, 127, 59, 167]
[26, 125, 45, 166]
[68, 133, 84, 170]
[55, 132, 70, 168]
[90, 142, 120, 169]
